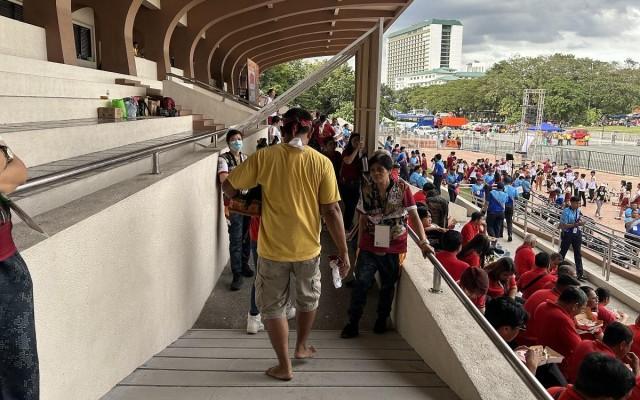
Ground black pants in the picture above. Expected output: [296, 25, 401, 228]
[579, 191, 587, 207]
[348, 251, 399, 324]
[340, 181, 361, 231]
[522, 192, 531, 200]
[433, 175, 443, 194]
[504, 205, 514, 239]
[559, 231, 584, 277]
[448, 185, 457, 203]
[0, 253, 39, 400]
[589, 189, 595, 201]
[486, 211, 505, 238]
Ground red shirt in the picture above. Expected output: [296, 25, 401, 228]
[0, 222, 17, 262]
[460, 222, 480, 245]
[597, 304, 617, 327]
[249, 216, 260, 242]
[629, 323, 640, 356]
[565, 340, 615, 384]
[447, 156, 456, 169]
[486, 275, 516, 299]
[458, 250, 481, 267]
[514, 244, 536, 277]
[519, 289, 561, 346]
[413, 191, 427, 205]
[557, 385, 583, 400]
[518, 268, 555, 299]
[532, 301, 582, 361]
[435, 251, 470, 281]
[340, 151, 362, 183]
[543, 274, 559, 289]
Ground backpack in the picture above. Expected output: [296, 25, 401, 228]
[161, 97, 176, 110]
[137, 97, 150, 117]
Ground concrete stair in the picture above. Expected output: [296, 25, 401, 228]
[192, 114, 225, 132]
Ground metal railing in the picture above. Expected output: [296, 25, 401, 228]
[165, 72, 261, 111]
[406, 226, 553, 400]
[13, 129, 226, 196]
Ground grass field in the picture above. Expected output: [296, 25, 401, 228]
[572, 126, 640, 134]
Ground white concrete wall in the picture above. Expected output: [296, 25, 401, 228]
[0, 15, 47, 60]
[135, 57, 158, 81]
[170, 67, 184, 76]
[163, 79, 256, 127]
[450, 25, 464, 71]
[427, 24, 442, 70]
[395, 244, 538, 400]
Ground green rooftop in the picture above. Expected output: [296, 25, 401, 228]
[388, 19, 463, 38]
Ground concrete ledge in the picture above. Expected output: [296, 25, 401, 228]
[394, 244, 537, 400]
[0, 15, 47, 60]
[4, 116, 194, 167]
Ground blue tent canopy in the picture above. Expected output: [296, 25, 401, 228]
[528, 122, 563, 132]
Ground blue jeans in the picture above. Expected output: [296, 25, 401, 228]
[0, 252, 39, 400]
[348, 251, 400, 324]
[228, 213, 251, 275]
[249, 240, 259, 316]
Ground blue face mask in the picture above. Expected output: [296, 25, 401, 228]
[230, 140, 243, 152]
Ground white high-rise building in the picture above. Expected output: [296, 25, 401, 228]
[386, 19, 463, 89]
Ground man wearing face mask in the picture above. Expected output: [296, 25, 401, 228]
[218, 129, 254, 290]
[223, 108, 350, 381]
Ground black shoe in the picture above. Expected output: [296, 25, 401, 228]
[374, 318, 388, 334]
[508, 236, 513, 242]
[577, 275, 587, 282]
[341, 323, 359, 339]
[230, 274, 243, 291]
[241, 266, 254, 278]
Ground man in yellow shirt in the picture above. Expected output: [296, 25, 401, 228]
[223, 108, 350, 381]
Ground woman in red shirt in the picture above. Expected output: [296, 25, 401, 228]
[485, 257, 518, 300]
[459, 267, 490, 313]
[457, 234, 490, 268]
[514, 233, 537, 278]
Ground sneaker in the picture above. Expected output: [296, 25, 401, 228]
[341, 322, 359, 339]
[286, 306, 297, 320]
[246, 313, 264, 334]
[374, 318, 388, 334]
[577, 275, 587, 282]
[241, 266, 255, 278]
[230, 274, 243, 291]
[507, 236, 513, 242]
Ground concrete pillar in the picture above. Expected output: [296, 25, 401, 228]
[354, 19, 383, 156]
[23, 0, 76, 65]
[77, 0, 143, 75]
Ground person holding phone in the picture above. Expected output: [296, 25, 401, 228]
[559, 197, 586, 281]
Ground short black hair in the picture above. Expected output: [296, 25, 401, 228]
[470, 211, 484, 222]
[574, 353, 635, 398]
[602, 322, 633, 348]
[271, 115, 281, 124]
[596, 287, 610, 303]
[556, 274, 580, 288]
[440, 230, 463, 252]
[559, 286, 588, 306]
[423, 182, 435, 192]
[417, 206, 430, 219]
[368, 152, 393, 171]
[570, 196, 581, 203]
[281, 108, 312, 137]
[485, 297, 528, 330]
[225, 129, 243, 143]
[535, 252, 550, 269]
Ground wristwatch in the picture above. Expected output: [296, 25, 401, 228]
[0, 145, 14, 165]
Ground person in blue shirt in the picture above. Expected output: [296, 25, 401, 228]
[519, 175, 532, 200]
[559, 196, 585, 281]
[486, 182, 509, 238]
[503, 178, 519, 242]
[383, 135, 392, 152]
[409, 166, 427, 189]
[471, 177, 485, 207]
[624, 204, 638, 223]
[484, 172, 495, 187]
[431, 153, 445, 194]
[446, 168, 460, 203]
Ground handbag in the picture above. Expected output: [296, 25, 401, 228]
[228, 186, 262, 217]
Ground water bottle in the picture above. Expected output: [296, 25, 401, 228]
[329, 256, 343, 289]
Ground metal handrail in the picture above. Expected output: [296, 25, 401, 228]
[406, 227, 553, 400]
[13, 128, 226, 196]
[165, 72, 261, 111]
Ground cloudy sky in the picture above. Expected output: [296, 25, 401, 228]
[389, 0, 640, 66]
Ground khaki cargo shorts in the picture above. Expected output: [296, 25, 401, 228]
[255, 256, 321, 320]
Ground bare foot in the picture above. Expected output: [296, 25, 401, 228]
[295, 344, 317, 359]
[265, 365, 293, 381]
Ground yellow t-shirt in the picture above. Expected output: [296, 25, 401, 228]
[227, 144, 341, 262]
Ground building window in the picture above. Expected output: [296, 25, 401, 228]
[0, 0, 24, 21]
[73, 23, 93, 61]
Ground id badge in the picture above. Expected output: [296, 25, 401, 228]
[374, 225, 391, 248]
[572, 227, 578, 234]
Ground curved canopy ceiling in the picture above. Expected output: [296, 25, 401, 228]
[131, 0, 412, 87]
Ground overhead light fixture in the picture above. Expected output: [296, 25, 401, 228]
[267, 3, 274, 8]
[334, 8, 340, 16]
